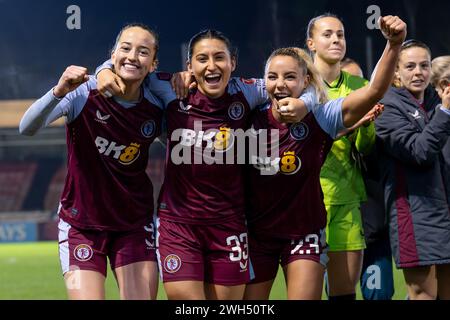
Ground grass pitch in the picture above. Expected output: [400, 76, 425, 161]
[0, 241, 407, 300]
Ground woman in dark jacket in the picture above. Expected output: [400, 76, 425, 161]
[375, 40, 450, 300]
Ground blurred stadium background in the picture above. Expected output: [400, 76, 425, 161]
[1, 0, 449, 299]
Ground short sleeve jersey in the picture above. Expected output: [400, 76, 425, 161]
[148, 73, 268, 224]
[247, 98, 345, 238]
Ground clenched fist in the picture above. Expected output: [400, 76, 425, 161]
[53, 65, 89, 98]
[378, 16, 407, 46]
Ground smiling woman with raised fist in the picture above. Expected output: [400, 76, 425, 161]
[19, 23, 163, 300]
[244, 15, 407, 300]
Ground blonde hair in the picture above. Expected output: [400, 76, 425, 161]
[431, 55, 450, 87]
[265, 47, 328, 104]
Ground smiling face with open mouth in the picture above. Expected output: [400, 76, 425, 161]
[396, 47, 431, 100]
[112, 26, 157, 85]
[188, 38, 236, 99]
[265, 55, 309, 104]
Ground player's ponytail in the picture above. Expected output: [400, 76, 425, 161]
[265, 47, 328, 104]
[294, 48, 328, 104]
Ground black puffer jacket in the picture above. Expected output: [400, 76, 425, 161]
[375, 85, 450, 267]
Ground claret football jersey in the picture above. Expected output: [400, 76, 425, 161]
[148, 73, 268, 224]
[246, 98, 345, 238]
[34, 77, 164, 231]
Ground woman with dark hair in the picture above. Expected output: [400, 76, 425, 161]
[376, 40, 450, 300]
[96, 29, 312, 300]
[19, 24, 162, 300]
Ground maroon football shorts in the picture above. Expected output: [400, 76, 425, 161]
[156, 216, 251, 285]
[58, 218, 157, 277]
[248, 228, 328, 284]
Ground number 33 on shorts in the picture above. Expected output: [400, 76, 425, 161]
[226, 233, 249, 271]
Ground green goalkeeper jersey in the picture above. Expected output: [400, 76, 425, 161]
[320, 71, 375, 205]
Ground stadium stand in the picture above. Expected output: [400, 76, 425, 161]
[0, 100, 64, 128]
[0, 162, 38, 212]
[43, 165, 66, 212]
[0, 104, 65, 235]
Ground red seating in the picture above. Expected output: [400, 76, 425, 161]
[0, 163, 37, 212]
[43, 166, 67, 211]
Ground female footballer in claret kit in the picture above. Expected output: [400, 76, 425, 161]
[20, 24, 163, 300]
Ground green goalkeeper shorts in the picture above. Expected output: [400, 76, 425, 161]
[325, 203, 366, 252]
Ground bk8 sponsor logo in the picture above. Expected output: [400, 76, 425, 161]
[279, 151, 301, 175]
[95, 136, 141, 165]
[253, 151, 301, 175]
[177, 127, 234, 152]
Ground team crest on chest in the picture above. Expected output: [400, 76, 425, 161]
[141, 120, 156, 138]
[228, 102, 245, 120]
[164, 254, 182, 273]
[290, 122, 309, 141]
[73, 244, 93, 262]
